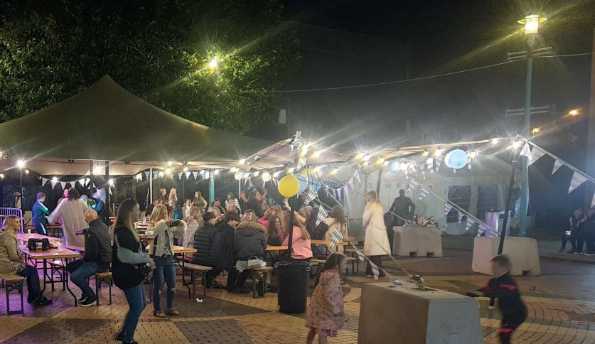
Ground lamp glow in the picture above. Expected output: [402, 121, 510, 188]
[273, 171, 282, 178]
[16, 159, 26, 169]
[491, 138, 500, 145]
[531, 127, 541, 135]
[207, 57, 219, 71]
[183, 166, 189, 172]
[520, 14, 542, 35]
[0, 173, 4, 179]
[214, 169, 220, 176]
[108, 178, 115, 186]
[262, 172, 272, 182]
[24, 169, 29, 175]
[330, 168, 339, 176]
[568, 108, 581, 117]
[51, 177, 58, 182]
[239, 159, 246, 165]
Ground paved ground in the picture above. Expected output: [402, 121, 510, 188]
[1, 250, 595, 343]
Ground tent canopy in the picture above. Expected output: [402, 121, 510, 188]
[0, 76, 269, 175]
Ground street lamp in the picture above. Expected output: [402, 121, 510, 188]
[16, 159, 26, 210]
[207, 57, 219, 72]
[519, 14, 545, 35]
[568, 108, 581, 117]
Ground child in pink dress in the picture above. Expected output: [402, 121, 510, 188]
[306, 253, 348, 344]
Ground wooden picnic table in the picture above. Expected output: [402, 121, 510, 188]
[266, 245, 288, 252]
[21, 246, 81, 306]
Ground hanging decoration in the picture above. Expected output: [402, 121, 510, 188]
[316, 205, 328, 226]
[568, 172, 587, 194]
[552, 159, 563, 175]
[529, 146, 546, 165]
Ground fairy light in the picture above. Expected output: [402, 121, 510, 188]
[262, 172, 272, 182]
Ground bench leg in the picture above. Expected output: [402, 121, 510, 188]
[201, 272, 207, 300]
[5, 282, 9, 315]
[19, 283, 24, 315]
[108, 280, 112, 305]
[95, 278, 101, 306]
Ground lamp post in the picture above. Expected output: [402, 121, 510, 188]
[16, 159, 26, 210]
[517, 14, 546, 236]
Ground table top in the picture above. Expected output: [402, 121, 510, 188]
[311, 239, 349, 246]
[266, 245, 288, 252]
[366, 282, 470, 301]
[173, 246, 196, 255]
[21, 247, 81, 260]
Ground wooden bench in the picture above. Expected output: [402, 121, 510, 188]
[0, 273, 25, 315]
[95, 271, 113, 306]
[181, 263, 212, 301]
[249, 266, 273, 298]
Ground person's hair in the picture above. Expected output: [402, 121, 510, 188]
[367, 190, 377, 200]
[116, 199, 139, 232]
[36, 192, 46, 200]
[227, 192, 235, 199]
[189, 205, 201, 219]
[225, 211, 241, 223]
[68, 188, 81, 200]
[329, 206, 346, 225]
[267, 215, 282, 238]
[490, 255, 512, 270]
[150, 204, 169, 224]
[2, 215, 19, 231]
[322, 253, 346, 273]
[203, 211, 217, 223]
[399, 189, 405, 194]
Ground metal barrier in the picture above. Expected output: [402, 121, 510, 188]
[0, 208, 24, 232]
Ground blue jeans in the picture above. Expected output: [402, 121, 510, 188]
[152, 256, 176, 312]
[70, 261, 98, 299]
[121, 283, 146, 343]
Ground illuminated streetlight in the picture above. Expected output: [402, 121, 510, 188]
[207, 57, 219, 71]
[568, 108, 581, 117]
[0, 173, 4, 179]
[519, 14, 545, 35]
[490, 138, 500, 145]
[531, 127, 541, 135]
[16, 159, 26, 169]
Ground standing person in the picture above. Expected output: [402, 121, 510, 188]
[70, 208, 112, 306]
[32, 192, 49, 235]
[282, 212, 313, 260]
[306, 253, 349, 344]
[48, 188, 89, 249]
[225, 193, 240, 213]
[212, 199, 226, 215]
[583, 208, 595, 254]
[183, 206, 203, 248]
[112, 199, 153, 344]
[239, 191, 249, 214]
[193, 191, 208, 211]
[467, 255, 527, 344]
[363, 191, 390, 279]
[158, 187, 168, 205]
[387, 189, 415, 250]
[267, 215, 285, 246]
[0, 216, 51, 306]
[219, 211, 240, 291]
[148, 204, 180, 317]
[247, 188, 266, 218]
[562, 208, 583, 253]
[324, 206, 349, 254]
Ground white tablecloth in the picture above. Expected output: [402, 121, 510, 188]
[394, 225, 443, 257]
[472, 237, 541, 276]
[358, 283, 483, 344]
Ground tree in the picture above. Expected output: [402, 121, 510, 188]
[0, 0, 299, 132]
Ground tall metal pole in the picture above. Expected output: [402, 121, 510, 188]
[209, 172, 215, 204]
[519, 38, 534, 236]
[149, 167, 153, 203]
[499, 151, 519, 254]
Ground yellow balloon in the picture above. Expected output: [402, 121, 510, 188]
[278, 175, 300, 198]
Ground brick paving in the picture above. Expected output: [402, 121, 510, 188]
[1, 250, 595, 343]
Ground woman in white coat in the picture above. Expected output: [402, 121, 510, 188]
[48, 188, 89, 249]
[363, 191, 390, 278]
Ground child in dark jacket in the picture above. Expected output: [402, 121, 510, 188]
[467, 255, 527, 344]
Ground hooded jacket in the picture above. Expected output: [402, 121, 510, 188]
[234, 222, 267, 260]
[84, 218, 112, 272]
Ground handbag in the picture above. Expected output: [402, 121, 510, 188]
[114, 234, 153, 280]
[27, 238, 50, 251]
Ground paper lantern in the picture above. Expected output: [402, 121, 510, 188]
[278, 175, 299, 198]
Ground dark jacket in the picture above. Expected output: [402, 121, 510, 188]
[479, 273, 527, 320]
[84, 219, 112, 272]
[218, 223, 236, 270]
[246, 198, 264, 218]
[234, 222, 266, 260]
[112, 226, 145, 290]
[192, 223, 220, 267]
[32, 200, 49, 234]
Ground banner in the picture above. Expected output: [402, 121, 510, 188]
[192, 171, 198, 180]
[568, 172, 587, 194]
[552, 159, 563, 175]
[185, 171, 191, 179]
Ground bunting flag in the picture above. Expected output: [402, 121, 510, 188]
[78, 178, 86, 186]
[465, 218, 475, 231]
[316, 205, 328, 226]
[568, 172, 587, 194]
[144, 171, 150, 179]
[520, 142, 531, 158]
[328, 229, 344, 252]
[185, 171, 191, 179]
[591, 194, 595, 208]
[443, 203, 453, 216]
[529, 146, 546, 165]
[303, 189, 318, 205]
[178, 172, 183, 179]
[369, 260, 380, 278]
[552, 159, 563, 175]
[60, 181, 66, 189]
[192, 171, 199, 180]
[41, 177, 48, 186]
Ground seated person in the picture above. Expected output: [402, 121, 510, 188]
[219, 211, 240, 291]
[70, 208, 112, 306]
[0, 216, 51, 306]
[267, 215, 285, 246]
[231, 216, 267, 291]
[282, 212, 313, 261]
[192, 212, 223, 287]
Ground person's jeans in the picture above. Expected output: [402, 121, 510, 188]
[70, 261, 98, 299]
[17, 265, 42, 303]
[121, 283, 146, 343]
[152, 256, 176, 312]
[34, 224, 47, 235]
[366, 255, 386, 277]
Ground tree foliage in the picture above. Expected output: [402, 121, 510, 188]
[0, 0, 299, 132]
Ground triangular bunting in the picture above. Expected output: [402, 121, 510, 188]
[443, 203, 453, 216]
[60, 181, 66, 189]
[529, 146, 546, 165]
[41, 177, 48, 186]
[316, 206, 328, 226]
[178, 172, 183, 179]
[591, 194, 595, 208]
[520, 143, 531, 158]
[144, 171, 150, 179]
[192, 171, 198, 180]
[185, 171, 191, 179]
[552, 160, 563, 175]
[568, 172, 587, 194]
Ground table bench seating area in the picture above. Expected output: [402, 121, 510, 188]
[181, 263, 212, 301]
[0, 273, 25, 315]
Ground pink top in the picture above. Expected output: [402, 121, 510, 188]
[283, 226, 313, 260]
[258, 217, 269, 228]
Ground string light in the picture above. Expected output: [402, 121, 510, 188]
[0, 173, 4, 179]
[273, 171, 282, 178]
[239, 159, 246, 165]
[568, 108, 581, 117]
[375, 157, 385, 166]
[183, 166, 189, 172]
[51, 177, 58, 182]
[433, 149, 444, 157]
[253, 171, 260, 177]
[311, 150, 323, 159]
[108, 178, 115, 186]
[262, 172, 272, 182]
[159, 171, 165, 178]
[24, 169, 29, 175]
[16, 159, 26, 169]
[214, 169, 220, 176]
[490, 138, 500, 145]
[204, 171, 210, 179]
[230, 167, 239, 173]
[510, 140, 523, 150]
[422, 151, 429, 157]
[330, 168, 339, 176]
[469, 151, 479, 159]
[287, 167, 295, 174]
[234, 172, 242, 181]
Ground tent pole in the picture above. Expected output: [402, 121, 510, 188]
[209, 172, 215, 204]
[149, 168, 153, 205]
[105, 161, 111, 215]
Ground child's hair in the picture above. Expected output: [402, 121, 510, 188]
[490, 254, 512, 270]
[322, 253, 346, 273]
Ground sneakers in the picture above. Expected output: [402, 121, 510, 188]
[79, 296, 97, 307]
[33, 296, 52, 307]
[165, 309, 180, 316]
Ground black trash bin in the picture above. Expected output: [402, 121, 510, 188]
[277, 260, 310, 314]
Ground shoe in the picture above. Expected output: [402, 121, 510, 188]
[165, 309, 180, 316]
[153, 310, 166, 318]
[33, 297, 52, 307]
[78, 295, 88, 303]
[79, 296, 97, 307]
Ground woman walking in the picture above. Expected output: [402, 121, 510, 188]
[363, 191, 390, 279]
[112, 199, 153, 344]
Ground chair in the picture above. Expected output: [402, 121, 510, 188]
[0, 273, 25, 315]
